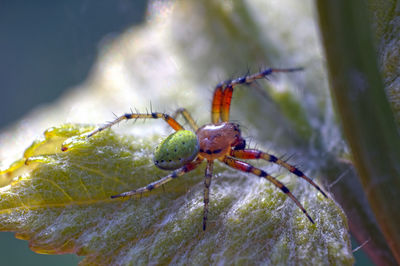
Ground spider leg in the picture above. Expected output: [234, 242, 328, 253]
[231, 149, 328, 198]
[87, 112, 184, 138]
[211, 67, 303, 123]
[172, 108, 199, 131]
[211, 83, 224, 123]
[221, 84, 233, 122]
[203, 160, 214, 230]
[111, 157, 203, 198]
[222, 156, 315, 224]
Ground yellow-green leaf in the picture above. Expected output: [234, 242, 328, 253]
[0, 124, 353, 265]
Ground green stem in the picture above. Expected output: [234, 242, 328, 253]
[316, 0, 400, 264]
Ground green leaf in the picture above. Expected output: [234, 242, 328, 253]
[316, 0, 400, 264]
[0, 124, 352, 265]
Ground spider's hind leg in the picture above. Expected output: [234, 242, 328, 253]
[87, 111, 184, 138]
[172, 108, 199, 131]
[111, 157, 203, 198]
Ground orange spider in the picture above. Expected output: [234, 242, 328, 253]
[87, 67, 328, 230]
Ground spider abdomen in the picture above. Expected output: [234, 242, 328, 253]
[153, 130, 199, 170]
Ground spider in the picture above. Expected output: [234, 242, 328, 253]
[86, 67, 328, 230]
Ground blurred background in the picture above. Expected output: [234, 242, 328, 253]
[0, 1, 146, 265]
[0, 0, 147, 130]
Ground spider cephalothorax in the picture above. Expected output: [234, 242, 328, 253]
[86, 67, 328, 230]
[197, 122, 245, 160]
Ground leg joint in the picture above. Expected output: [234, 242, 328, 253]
[269, 155, 278, 162]
[291, 168, 304, 176]
[281, 186, 290, 194]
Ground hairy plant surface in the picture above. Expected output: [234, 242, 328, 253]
[0, 124, 352, 265]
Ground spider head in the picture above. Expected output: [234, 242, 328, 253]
[232, 137, 246, 150]
[231, 123, 246, 150]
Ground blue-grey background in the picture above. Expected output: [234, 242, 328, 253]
[0, 1, 146, 265]
[0, 0, 147, 130]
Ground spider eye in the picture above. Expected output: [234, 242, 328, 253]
[153, 130, 199, 170]
[233, 139, 246, 150]
[233, 123, 241, 132]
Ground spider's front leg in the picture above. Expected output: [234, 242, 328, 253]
[111, 157, 203, 198]
[222, 156, 315, 224]
[87, 111, 184, 138]
[231, 149, 328, 198]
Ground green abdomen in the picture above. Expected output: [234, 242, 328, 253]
[153, 130, 199, 170]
